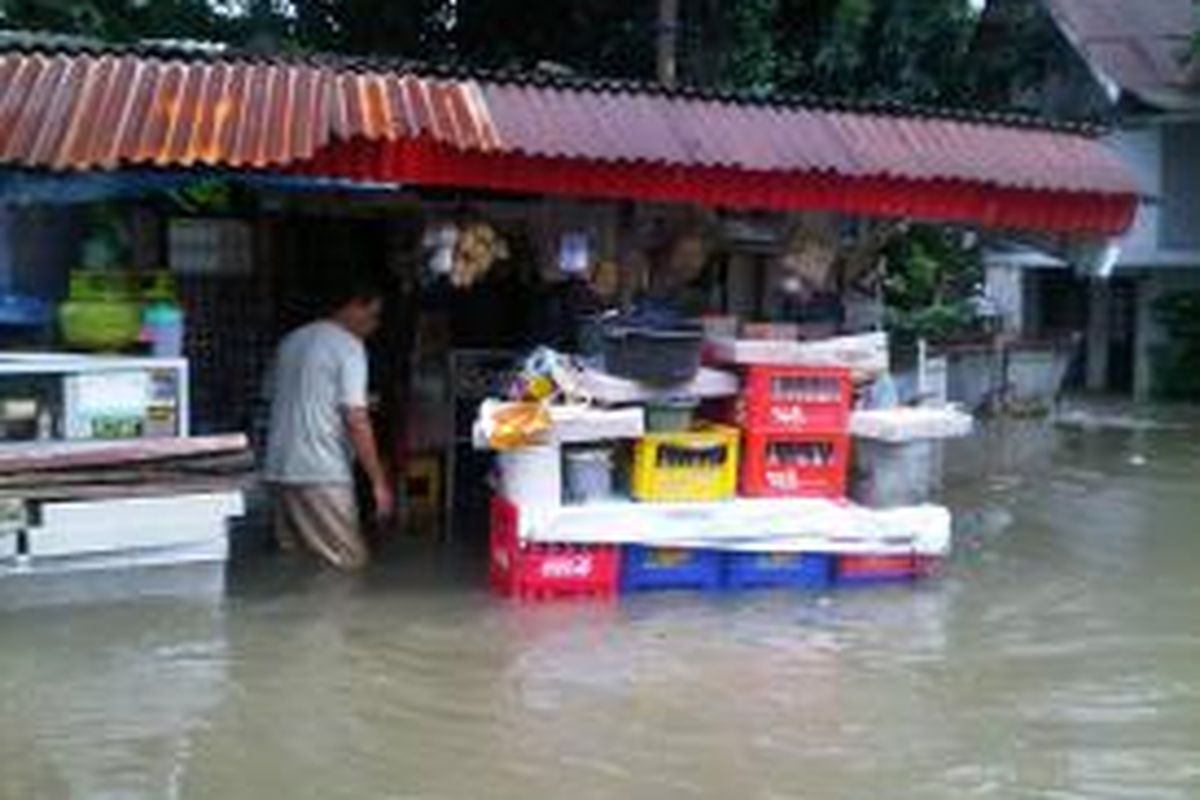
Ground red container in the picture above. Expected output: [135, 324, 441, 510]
[740, 430, 850, 498]
[489, 495, 620, 600]
[836, 554, 943, 584]
[736, 365, 852, 434]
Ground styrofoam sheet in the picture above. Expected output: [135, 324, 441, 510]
[706, 332, 889, 376]
[475, 404, 644, 449]
[0, 555, 226, 609]
[6, 537, 228, 577]
[566, 366, 740, 405]
[518, 497, 951, 556]
[850, 407, 974, 442]
[28, 519, 231, 558]
[38, 491, 244, 528]
[547, 405, 645, 443]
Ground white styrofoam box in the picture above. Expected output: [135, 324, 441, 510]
[38, 492, 244, 530]
[850, 407, 974, 443]
[0, 531, 17, 561]
[28, 519, 230, 558]
[29, 491, 243, 559]
[25, 536, 229, 573]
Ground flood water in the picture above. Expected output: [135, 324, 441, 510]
[2, 407, 1200, 799]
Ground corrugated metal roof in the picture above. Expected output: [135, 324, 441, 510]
[0, 51, 497, 170]
[1042, 0, 1200, 111]
[476, 81, 1136, 194]
[0, 44, 1138, 200]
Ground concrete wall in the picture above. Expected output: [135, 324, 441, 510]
[939, 342, 1074, 413]
[1110, 124, 1200, 270]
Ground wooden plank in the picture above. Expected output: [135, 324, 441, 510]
[0, 434, 249, 474]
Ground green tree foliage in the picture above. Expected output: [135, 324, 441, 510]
[1151, 291, 1200, 400]
[681, 0, 984, 104]
[882, 225, 987, 344]
[0, 0, 228, 43]
[0, 0, 1012, 106]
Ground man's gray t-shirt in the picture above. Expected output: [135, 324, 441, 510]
[264, 321, 368, 485]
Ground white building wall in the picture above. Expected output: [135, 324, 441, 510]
[1109, 123, 1200, 269]
[1107, 121, 1200, 399]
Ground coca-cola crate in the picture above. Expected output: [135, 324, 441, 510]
[489, 495, 620, 600]
[740, 431, 850, 498]
[734, 365, 852, 434]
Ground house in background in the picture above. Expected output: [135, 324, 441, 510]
[981, 0, 1200, 399]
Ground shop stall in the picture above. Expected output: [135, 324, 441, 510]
[0, 38, 1139, 589]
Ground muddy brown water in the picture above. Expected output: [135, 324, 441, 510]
[2, 408, 1199, 799]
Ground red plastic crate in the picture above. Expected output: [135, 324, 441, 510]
[740, 430, 850, 498]
[736, 365, 852, 434]
[836, 554, 942, 584]
[489, 495, 620, 600]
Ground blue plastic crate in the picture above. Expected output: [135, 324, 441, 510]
[0, 294, 51, 327]
[621, 545, 724, 592]
[723, 551, 833, 590]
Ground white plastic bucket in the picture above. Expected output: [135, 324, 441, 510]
[497, 445, 561, 509]
[563, 446, 614, 504]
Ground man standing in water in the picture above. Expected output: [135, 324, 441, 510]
[264, 280, 394, 570]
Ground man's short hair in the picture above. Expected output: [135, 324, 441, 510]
[328, 274, 384, 312]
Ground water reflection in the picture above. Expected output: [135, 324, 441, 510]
[0, 600, 228, 800]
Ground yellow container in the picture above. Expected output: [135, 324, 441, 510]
[69, 271, 137, 302]
[631, 423, 740, 502]
[69, 270, 177, 302]
[58, 298, 143, 351]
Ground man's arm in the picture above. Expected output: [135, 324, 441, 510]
[345, 406, 394, 519]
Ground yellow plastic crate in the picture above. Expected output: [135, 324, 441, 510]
[631, 423, 740, 502]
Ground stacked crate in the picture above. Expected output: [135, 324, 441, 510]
[732, 365, 852, 500]
[622, 423, 739, 592]
[723, 365, 852, 588]
[731, 364, 933, 585]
